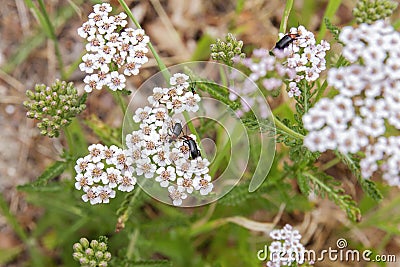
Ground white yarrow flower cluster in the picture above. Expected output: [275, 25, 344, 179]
[77, 3, 149, 93]
[266, 224, 306, 267]
[125, 73, 212, 206]
[279, 25, 330, 97]
[231, 49, 296, 118]
[74, 144, 137, 205]
[303, 20, 400, 187]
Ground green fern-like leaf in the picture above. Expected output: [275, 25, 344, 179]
[324, 18, 341, 43]
[336, 152, 383, 202]
[17, 161, 68, 191]
[297, 173, 311, 195]
[305, 171, 361, 222]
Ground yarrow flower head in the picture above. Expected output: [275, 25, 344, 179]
[229, 26, 330, 119]
[77, 3, 150, 93]
[278, 26, 330, 89]
[267, 224, 307, 267]
[72, 236, 111, 267]
[24, 80, 86, 138]
[303, 20, 400, 187]
[74, 144, 136, 205]
[210, 33, 245, 66]
[124, 73, 213, 206]
[353, 0, 398, 25]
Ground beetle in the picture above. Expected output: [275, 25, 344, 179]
[168, 122, 183, 143]
[182, 135, 201, 159]
[274, 33, 300, 50]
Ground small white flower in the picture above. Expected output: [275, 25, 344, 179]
[113, 150, 133, 170]
[88, 12, 104, 24]
[120, 28, 139, 45]
[86, 34, 105, 52]
[75, 173, 93, 190]
[193, 174, 213, 195]
[130, 146, 144, 161]
[168, 186, 187, 206]
[136, 158, 156, 178]
[148, 107, 169, 126]
[83, 74, 99, 93]
[182, 92, 200, 112]
[175, 158, 194, 177]
[100, 43, 117, 58]
[142, 139, 160, 156]
[75, 156, 91, 174]
[77, 20, 96, 39]
[177, 177, 194, 193]
[79, 54, 98, 74]
[148, 87, 169, 106]
[124, 57, 141, 76]
[166, 97, 185, 113]
[132, 29, 150, 45]
[170, 73, 190, 90]
[303, 131, 328, 152]
[108, 71, 126, 91]
[95, 71, 112, 89]
[126, 131, 143, 149]
[191, 157, 210, 175]
[112, 53, 125, 67]
[118, 171, 137, 192]
[155, 166, 176, 187]
[97, 185, 116, 204]
[88, 143, 105, 163]
[82, 186, 100, 205]
[103, 145, 120, 165]
[113, 12, 128, 27]
[93, 3, 112, 15]
[104, 167, 121, 188]
[133, 106, 153, 123]
[152, 146, 170, 166]
[130, 45, 149, 64]
[86, 162, 106, 183]
[287, 82, 301, 97]
[96, 16, 117, 35]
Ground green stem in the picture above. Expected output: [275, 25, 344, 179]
[272, 113, 304, 140]
[118, 0, 168, 76]
[209, 121, 243, 176]
[118, 0, 203, 150]
[303, 80, 309, 113]
[317, 0, 342, 42]
[0, 194, 28, 242]
[319, 157, 341, 171]
[125, 229, 139, 266]
[189, 218, 229, 237]
[314, 79, 328, 104]
[280, 0, 294, 33]
[37, 0, 66, 79]
[63, 123, 75, 156]
[303, 172, 333, 194]
[65, 50, 87, 80]
[111, 90, 127, 114]
[122, 185, 143, 223]
[182, 111, 205, 152]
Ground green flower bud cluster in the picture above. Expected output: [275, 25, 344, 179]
[72, 237, 111, 267]
[23, 80, 86, 138]
[353, 0, 398, 24]
[210, 33, 245, 66]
